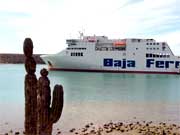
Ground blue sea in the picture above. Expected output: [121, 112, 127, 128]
[0, 64, 180, 134]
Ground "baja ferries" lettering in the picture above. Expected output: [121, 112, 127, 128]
[103, 58, 135, 68]
[103, 58, 180, 69]
[146, 59, 180, 68]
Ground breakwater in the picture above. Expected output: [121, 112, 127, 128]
[0, 53, 45, 64]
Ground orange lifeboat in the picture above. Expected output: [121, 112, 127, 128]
[113, 41, 126, 46]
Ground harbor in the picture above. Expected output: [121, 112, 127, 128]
[0, 64, 180, 134]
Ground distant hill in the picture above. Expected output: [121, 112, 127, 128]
[0, 53, 45, 64]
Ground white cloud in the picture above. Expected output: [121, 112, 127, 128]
[154, 31, 180, 56]
[0, 0, 180, 55]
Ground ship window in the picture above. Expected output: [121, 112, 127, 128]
[136, 48, 138, 50]
[150, 43, 152, 45]
[153, 48, 156, 50]
[146, 43, 149, 45]
[110, 47, 113, 50]
[153, 54, 156, 57]
[101, 47, 108, 51]
[157, 48, 159, 50]
[149, 54, 152, 57]
[150, 48, 152, 50]
[157, 43, 159, 45]
[162, 47, 166, 51]
[146, 54, 149, 57]
[70, 52, 83, 56]
[153, 43, 156, 45]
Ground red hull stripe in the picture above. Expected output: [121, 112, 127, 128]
[49, 67, 180, 75]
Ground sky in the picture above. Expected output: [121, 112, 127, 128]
[0, 0, 180, 55]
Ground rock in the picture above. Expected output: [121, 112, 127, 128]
[15, 132, 20, 135]
[57, 131, 61, 134]
[81, 128, 87, 132]
[85, 124, 90, 128]
[69, 128, 76, 132]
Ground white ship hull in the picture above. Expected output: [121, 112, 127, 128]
[41, 36, 180, 74]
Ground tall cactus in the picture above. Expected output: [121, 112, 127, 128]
[23, 38, 37, 135]
[23, 38, 63, 135]
[37, 68, 64, 135]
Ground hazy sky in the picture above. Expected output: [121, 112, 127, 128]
[0, 0, 180, 55]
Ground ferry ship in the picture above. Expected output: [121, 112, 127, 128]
[41, 35, 180, 74]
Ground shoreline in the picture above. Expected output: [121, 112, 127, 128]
[0, 53, 45, 64]
[1, 102, 180, 134]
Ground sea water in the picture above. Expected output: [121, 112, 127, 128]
[0, 64, 180, 134]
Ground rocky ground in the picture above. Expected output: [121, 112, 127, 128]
[1, 121, 180, 135]
[61, 121, 180, 135]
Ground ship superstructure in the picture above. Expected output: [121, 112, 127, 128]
[41, 35, 180, 74]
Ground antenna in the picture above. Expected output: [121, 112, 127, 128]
[78, 31, 84, 39]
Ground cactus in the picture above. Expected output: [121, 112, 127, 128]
[23, 38, 63, 135]
[23, 38, 37, 135]
[37, 68, 64, 135]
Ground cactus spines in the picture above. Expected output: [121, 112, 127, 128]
[37, 68, 64, 135]
[24, 38, 37, 135]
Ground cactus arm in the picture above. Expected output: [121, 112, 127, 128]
[50, 85, 64, 124]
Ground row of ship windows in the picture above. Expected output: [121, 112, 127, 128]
[146, 53, 170, 58]
[147, 48, 159, 50]
[95, 47, 126, 51]
[71, 52, 83, 56]
[146, 42, 165, 45]
[67, 48, 86, 50]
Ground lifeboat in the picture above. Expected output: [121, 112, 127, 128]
[113, 41, 126, 46]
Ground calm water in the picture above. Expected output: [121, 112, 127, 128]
[0, 64, 180, 133]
